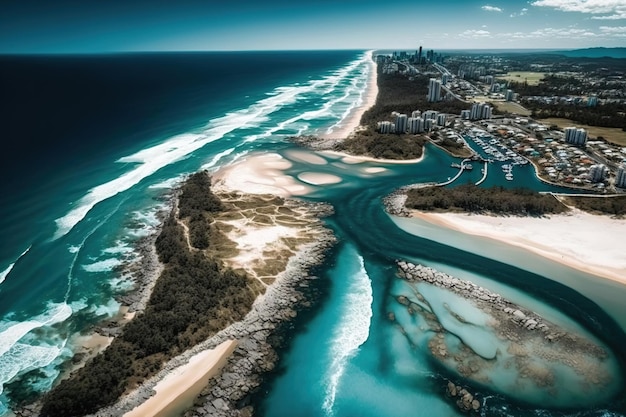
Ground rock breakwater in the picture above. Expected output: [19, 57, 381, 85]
[390, 261, 622, 409]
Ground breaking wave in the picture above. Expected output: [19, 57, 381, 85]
[53, 51, 373, 240]
[322, 254, 373, 416]
[0, 246, 31, 286]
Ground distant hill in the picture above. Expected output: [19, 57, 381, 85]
[555, 47, 626, 59]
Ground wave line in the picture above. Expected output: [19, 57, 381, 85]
[322, 254, 373, 416]
[0, 245, 32, 286]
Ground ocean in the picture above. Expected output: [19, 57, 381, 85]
[0, 50, 624, 416]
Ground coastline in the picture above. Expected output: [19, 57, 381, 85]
[409, 209, 626, 285]
[91, 189, 336, 417]
[321, 50, 378, 141]
[123, 340, 238, 417]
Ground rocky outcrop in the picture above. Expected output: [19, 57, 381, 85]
[397, 261, 559, 342]
[90, 227, 336, 417]
[184, 236, 334, 417]
[383, 189, 410, 217]
[446, 382, 481, 413]
[392, 260, 614, 410]
[288, 134, 342, 151]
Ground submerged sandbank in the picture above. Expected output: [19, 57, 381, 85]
[124, 340, 237, 417]
[410, 209, 626, 285]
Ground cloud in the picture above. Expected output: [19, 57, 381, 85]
[482, 5, 503, 12]
[501, 27, 597, 39]
[599, 25, 626, 32]
[459, 29, 492, 38]
[531, 0, 626, 20]
[510, 7, 529, 17]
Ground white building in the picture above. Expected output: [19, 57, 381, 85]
[460, 109, 471, 120]
[411, 110, 422, 118]
[616, 163, 626, 188]
[436, 113, 447, 126]
[564, 127, 587, 147]
[588, 164, 608, 183]
[377, 121, 394, 133]
[423, 110, 439, 120]
[428, 78, 441, 102]
[395, 114, 408, 134]
[408, 117, 424, 134]
[469, 102, 492, 120]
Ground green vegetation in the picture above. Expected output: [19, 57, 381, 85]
[496, 71, 546, 86]
[511, 74, 626, 130]
[564, 196, 626, 216]
[335, 69, 471, 160]
[336, 132, 426, 160]
[538, 117, 626, 147]
[405, 184, 568, 216]
[41, 172, 257, 417]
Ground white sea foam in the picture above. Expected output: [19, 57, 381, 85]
[200, 147, 237, 171]
[0, 301, 72, 402]
[92, 298, 120, 318]
[102, 240, 134, 255]
[82, 258, 123, 273]
[323, 255, 373, 416]
[147, 175, 185, 190]
[0, 246, 31, 286]
[53, 52, 371, 240]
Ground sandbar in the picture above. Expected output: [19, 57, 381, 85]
[410, 209, 626, 285]
[283, 149, 328, 165]
[297, 172, 343, 185]
[212, 153, 312, 197]
[124, 340, 237, 417]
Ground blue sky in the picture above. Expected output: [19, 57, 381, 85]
[1, 0, 625, 53]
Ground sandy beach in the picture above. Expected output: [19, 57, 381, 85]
[322, 50, 378, 140]
[124, 340, 238, 417]
[412, 209, 626, 285]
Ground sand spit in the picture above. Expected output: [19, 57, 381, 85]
[412, 209, 626, 285]
[123, 340, 238, 417]
[89, 188, 336, 417]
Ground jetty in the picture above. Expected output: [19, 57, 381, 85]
[474, 161, 488, 185]
[438, 158, 472, 186]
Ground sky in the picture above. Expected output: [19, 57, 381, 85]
[0, 0, 625, 53]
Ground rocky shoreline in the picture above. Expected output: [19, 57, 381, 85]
[288, 134, 342, 151]
[397, 261, 607, 353]
[90, 228, 335, 417]
[392, 260, 617, 412]
[383, 184, 437, 217]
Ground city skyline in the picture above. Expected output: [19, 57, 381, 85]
[1, 0, 626, 53]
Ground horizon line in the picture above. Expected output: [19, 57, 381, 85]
[1, 46, 624, 56]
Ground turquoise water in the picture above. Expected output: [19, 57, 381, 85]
[256, 147, 626, 417]
[0, 50, 624, 416]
